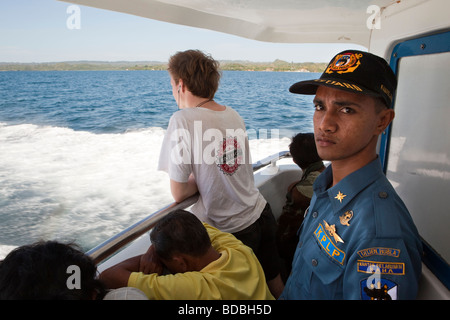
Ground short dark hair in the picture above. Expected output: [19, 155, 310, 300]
[0, 241, 105, 300]
[289, 133, 322, 169]
[168, 50, 221, 99]
[150, 210, 211, 260]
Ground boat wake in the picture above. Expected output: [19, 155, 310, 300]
[0, 123, 290, 258]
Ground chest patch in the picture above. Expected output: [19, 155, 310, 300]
[314, 223, 346, 265]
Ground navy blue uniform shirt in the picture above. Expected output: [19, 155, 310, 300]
[280, 157, 422, 300]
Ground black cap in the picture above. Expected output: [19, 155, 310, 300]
[289, 50, 397, 107]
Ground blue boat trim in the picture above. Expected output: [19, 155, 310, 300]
[380, 30, 450, 170]
[422, 240, 450, 290]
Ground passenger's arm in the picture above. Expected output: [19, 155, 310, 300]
[170, 174, 198, 203]
[99, 245, 164, 290]
[139, 245, 163, 275]
[99, 255, 141, 289]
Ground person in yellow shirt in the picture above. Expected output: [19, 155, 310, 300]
[99, 209, 274, 300]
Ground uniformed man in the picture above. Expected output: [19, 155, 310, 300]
[280, 50, 423, 300]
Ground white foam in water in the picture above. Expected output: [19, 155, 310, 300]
[0, 123, 290, 259]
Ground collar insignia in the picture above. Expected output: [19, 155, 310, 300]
[334, 191, 347, 203]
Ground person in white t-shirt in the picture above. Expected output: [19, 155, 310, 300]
[157, 50, 284, 297]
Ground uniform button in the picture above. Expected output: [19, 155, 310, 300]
[312, 259, 318, 267]
[379, 191, 388, 199]
[312, 211, 318, 218]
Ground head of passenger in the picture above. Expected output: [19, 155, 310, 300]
[150, 209, 212, 273]
[168, 49, 221, 106]
[0, 241, 106, 300]
[289, 133, 322, 169]
[289, 50, 396, 163]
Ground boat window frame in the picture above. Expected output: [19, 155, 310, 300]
[380, 29, 450, 290]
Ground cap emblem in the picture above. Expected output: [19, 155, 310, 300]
[326, 52, 363, 74]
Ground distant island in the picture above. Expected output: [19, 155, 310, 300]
[0, 60, 327, 73]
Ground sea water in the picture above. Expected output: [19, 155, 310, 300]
[0, 70, 317, 258]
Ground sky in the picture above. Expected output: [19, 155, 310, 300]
[0, 0, 367, 63]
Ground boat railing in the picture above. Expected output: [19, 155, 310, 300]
[87, 150, 291, 264]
